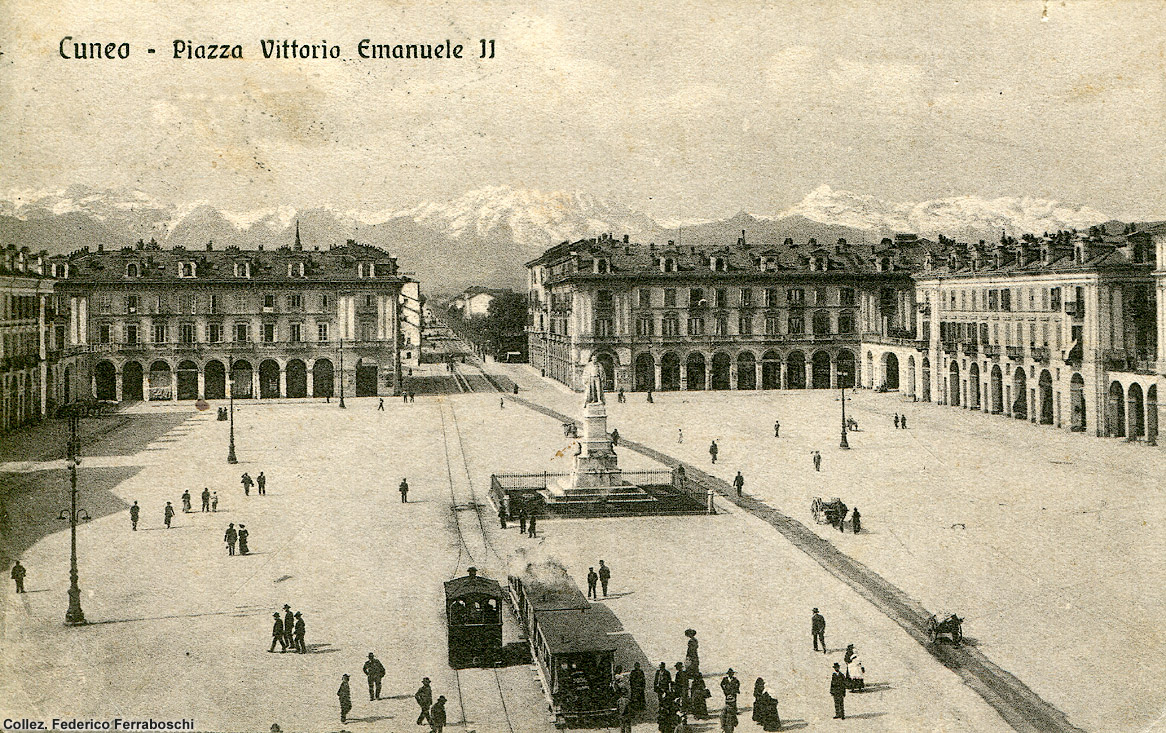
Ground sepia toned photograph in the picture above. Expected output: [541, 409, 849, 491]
[1, 1, 1163, 731]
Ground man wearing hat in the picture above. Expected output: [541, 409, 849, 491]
[293, 612, 306, 653]
[430, 695, 447, 733]
[337, 674, 352, 724]
[415, 676, 434, 726]
[720, 668, 740, 712]
[812, 608, 826, 653]
[830, 662, 847, 719]
[363, 652, 386, 700]
[283, 605, 295, 649]
[269, 613, 287, 653]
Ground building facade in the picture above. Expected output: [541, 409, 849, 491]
[527, 232, 921, 394]
[48, 237, 415, 403]
[1, 246, 59, 432]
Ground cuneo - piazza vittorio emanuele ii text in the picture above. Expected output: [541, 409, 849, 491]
[3, 222, 1164, 437]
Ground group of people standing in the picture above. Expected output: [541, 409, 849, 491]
[240, 471, 267, 496]
[268, 604, 306, 653]
[336, 667, 446, 732]
[223, 523, 250, 555]
[585, 560, 612, 599]
[498, 496, 540, 538]
[179, 487, 219, 514]
[892, 413, 909, 429]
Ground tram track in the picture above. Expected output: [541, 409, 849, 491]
[436, 396, 517, 733]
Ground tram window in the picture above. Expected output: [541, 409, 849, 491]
[450, 600, 467, 625]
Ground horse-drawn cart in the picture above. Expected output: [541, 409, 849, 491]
[811, 497, 848, 527]
[927, 614, 963, 645]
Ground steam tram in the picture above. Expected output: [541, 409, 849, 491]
[444, 567, 504, 668]
[509, 560, 618, 728]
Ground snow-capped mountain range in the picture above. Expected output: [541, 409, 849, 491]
[0, 184, 1125, 291]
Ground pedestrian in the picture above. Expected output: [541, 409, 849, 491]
[732, 471, 744, 498]
[257, 471, 266, 496]
[894, 413, 900, 429]
[224, 523, 237, 556]
[837, 505, 846, 533]
[598, 560, 611, 597]
[654, 662, 672, 706]
[378, 397, 384, 411]
[830, 662, 847, 719]
[500, 397, 504, 409]
[130, 501, 140, 531]
[851, 507, 861, 534]
[672, 662, 689, 711]
[363, 652, 385, 700]
[689, 674, 710, 719]
[513, 384, 519, 396]
[646, 390, 653, 403]
[498, 503, 507, 529]
[774, 419, 780, 438]
[709, 440, 718, 464]
[403, 392, 408, 404]
[720, 668, 740, 712]
[527, 511, 537, 538]
[238, 524, 249, 555]
[630, 661, 646, 712]
[587, 567, 599, 599]
[812, 608, 826, 653]
[211, 492, 219, 512]
[241, 472, 253, 496]
[677, 428, 683, 443]
[719, 703, 738, 733]
[845, 646, 865, 691]
[610, 428, 620, 447]
[657, 698, 678, 733]
[430, 695, 447, 733]
[164, 501, 175, 528]
[518, 507, 527, 535]
[684, 628, 699, 673]
[752, 678, 765, 726]
[617, 690, 633, 733]
[10, 560, 26, 593]
[293, 611, 306, 653]
[415, 677, 433, 726]
[337, 674, 352, 724]
[755, 682, 781, 731]
[269, 613, 287, 653]
[399, 478, 409, 503]
[201, 487, 211, 512]
[901, 414, 908, 429]
[813, 451, 822, 472]
[181, 490, 192, 513]
[283, 605, 295, 649]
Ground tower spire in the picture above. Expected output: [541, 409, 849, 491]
[295, 220, 302, 251]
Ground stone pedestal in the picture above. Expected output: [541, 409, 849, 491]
[573, 401, 621, 488]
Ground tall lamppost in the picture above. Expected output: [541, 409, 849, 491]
[839, 384, 851, 450]
[60, 411, 89, 625]
[338, 337, 346, 409]
[227, 376, 238, 464]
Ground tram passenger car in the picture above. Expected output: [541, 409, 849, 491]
[444, 566, 504, 668]
[509, 560, 618, 728]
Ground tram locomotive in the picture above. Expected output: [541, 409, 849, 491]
[508, 559, 618, 728]
[444, 567, 504, 668]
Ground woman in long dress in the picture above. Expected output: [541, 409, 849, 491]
[752, 678, 765, 724]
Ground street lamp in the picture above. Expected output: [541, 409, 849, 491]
[60, 411, 88, 625]
[227, 377, 238, 464]
[839, 384, 851, 450]
[338, 337, 346, 408]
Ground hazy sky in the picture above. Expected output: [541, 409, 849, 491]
[1, 0, 1163, 219]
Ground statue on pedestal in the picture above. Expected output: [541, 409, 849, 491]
[582, 356, 606, 406]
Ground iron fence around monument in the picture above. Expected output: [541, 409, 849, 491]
[490, 468, 707, 519]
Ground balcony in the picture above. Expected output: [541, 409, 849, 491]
[1005, 345, 1025, 360]
[942, 341, 958, 355]
[1064, 302, 1084, 318]
[982, 345, 1001, 358]
[1030, 346, 1050, 362]
[961, 342, 978, 356]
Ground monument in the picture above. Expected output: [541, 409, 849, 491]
[570, 356, 622, 488]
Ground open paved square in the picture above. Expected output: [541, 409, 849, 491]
[1, 372, 1161, 732]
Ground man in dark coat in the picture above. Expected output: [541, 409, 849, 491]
[224, 524, 237, 555]
[732, 472, 744, 497]
[629, 662, 646, 712]
[241, 472, 253, 496]
[527, 511, 537, 538]
[201, 487, 211, 512]
[774, 419, 780, 437]
[894, 414, 900, 429]
[363, 652, 385, 700]
[164, 501, 175, 528]
[337, 674, 352, 724]
[851, 507, 861, 534]
[672, 662, 689, 710]
[587, 567, 599, 599]
[430, 695, 447, 733]
[830, 662, 847, 719]
[130, 501, 140, 530]
[181, 490, 191, 513]
[709, 440, 718, 464]
[653, 662, 672, 705]
[293, 612, 306, 653]
[598, 560, 611, 597]
[498, 504, 507, 529]
[399, 478, 409, 503]
[812, 608, 826, 652]
[257, 471, 266, 496]
[518, 507, 527, 534]
[269, 614, 287, 652]
[901, 414, 908, 429]
[720, 668, 740, 712]
[415, 677, 433, 726]
[10, 560, 26, 593]
[283, 605, 295, 649]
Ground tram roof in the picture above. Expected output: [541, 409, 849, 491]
[444, 573, 504, 601]
[517, 567, 590, 612]
[537, 611, 617, 655]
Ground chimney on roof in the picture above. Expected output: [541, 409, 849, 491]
[258, 244, 264, 251]
[623, 234, 629, 243]
[737, 229, 746, 247]
[97, 242, 104, 253]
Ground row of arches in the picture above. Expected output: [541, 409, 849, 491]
[94, 358, 344, 401]
[1106, 380, 1159, 442]
[609, 349, 858, 392]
